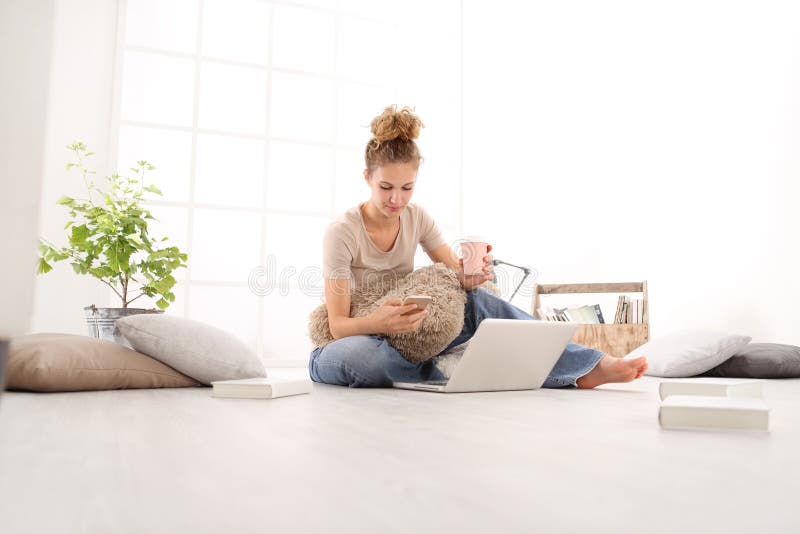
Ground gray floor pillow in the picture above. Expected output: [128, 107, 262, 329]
[702, 343, 800, 378]
[117, 315, 266, 385]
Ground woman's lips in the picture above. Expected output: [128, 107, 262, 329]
[387, 205, 403, 212]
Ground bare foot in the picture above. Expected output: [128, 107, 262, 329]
[576, 355, 649, 389]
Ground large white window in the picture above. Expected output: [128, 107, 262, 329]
[111, 0, 463, 365]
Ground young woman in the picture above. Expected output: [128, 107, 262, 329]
[309, 105, 648, 388]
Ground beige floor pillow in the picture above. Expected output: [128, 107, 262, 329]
[7, 333, 201, 392]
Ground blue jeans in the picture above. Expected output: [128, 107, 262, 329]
[308, 287, 604, 388]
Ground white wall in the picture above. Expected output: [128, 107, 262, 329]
[463, 0, 800, 343]
[0, 0, 55, 337]
[31, 0, 120, 334]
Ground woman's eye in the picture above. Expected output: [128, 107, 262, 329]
[402, 187, 413, 191]
[381, 186, 391, 190]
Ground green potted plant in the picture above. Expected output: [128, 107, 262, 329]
[38, 141, 188, 346]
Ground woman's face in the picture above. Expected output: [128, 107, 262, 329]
[364, 162, 417, 218]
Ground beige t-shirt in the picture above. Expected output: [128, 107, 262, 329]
[322, 202, 447, 289]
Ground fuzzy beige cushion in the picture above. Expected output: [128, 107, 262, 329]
[309, 263, 467, 364]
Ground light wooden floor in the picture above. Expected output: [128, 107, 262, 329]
[1, 373, 798, 534]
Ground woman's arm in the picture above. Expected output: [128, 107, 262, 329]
[325, 278, 427, 340]
[325, 278, 375, 339]
[426, 243, 494, 291]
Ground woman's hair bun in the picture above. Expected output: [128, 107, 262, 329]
[370, 105, 424, 145]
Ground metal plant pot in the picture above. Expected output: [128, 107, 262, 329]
[84, 305, 163, 348]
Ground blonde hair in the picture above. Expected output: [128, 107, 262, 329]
[364, 105, 425, 173]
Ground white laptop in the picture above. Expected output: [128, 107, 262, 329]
[392, 319, 577, 393]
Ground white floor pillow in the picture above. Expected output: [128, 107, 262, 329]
[625, 329, 751, 378]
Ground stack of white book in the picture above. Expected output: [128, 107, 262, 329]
[658, 378, 769, 431]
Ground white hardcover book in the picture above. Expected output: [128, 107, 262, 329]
[211, 377, 313, 399]
[659, 395, 769, 431]
[659, 378, 764, 400]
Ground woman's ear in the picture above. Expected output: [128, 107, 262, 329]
[363, 169, 371, 185]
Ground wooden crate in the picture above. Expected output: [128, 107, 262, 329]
[531, 282, 649, 358]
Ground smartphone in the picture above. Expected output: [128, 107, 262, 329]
[402, 294, 433, 311]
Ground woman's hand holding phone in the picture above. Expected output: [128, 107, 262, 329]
[370, 298, 428, 335]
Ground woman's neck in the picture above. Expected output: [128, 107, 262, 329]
[361, 201, 399, 231]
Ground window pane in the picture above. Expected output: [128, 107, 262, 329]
[125, 0, 198, 54]
[269, 71, 335, 143]
[117, 125, 192, 202]
[266, 142, 333, 214]
[264, 214, 329, 275]
[198, 62, 267, 135]
[396, 3, 460, 86]
[202, 0, 270, 65]
[191, 209, 262, 281]
[334, 148, 366, 214]
[195, 134, 264, 207]
[338, 0, 396, 21]
[411, 158, 459, 230]
[190, 285, 260, 352]
[262, 289, 320, 361]
[289, 0, 332, 9]
[337, 17, 395, 85]
[272, 5, 335, 74]
[121, 51, 195, 127]
[337, 82, 395, 147]
[145, 205, 190, 281]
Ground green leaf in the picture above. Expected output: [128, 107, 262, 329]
[151, 274, 176, 294]
[38, 258, 52, 274]
[69, 224, 90, 246]
[56, 195, 75, 206]
[106, 242, 119, 272]
[142, 184, 163, 196]
[156, 298, 170, 310]
[89, 266, 116, 279]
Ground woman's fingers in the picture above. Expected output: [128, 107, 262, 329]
[399, 303, 418, 315]
[402, 309, 427, 332]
